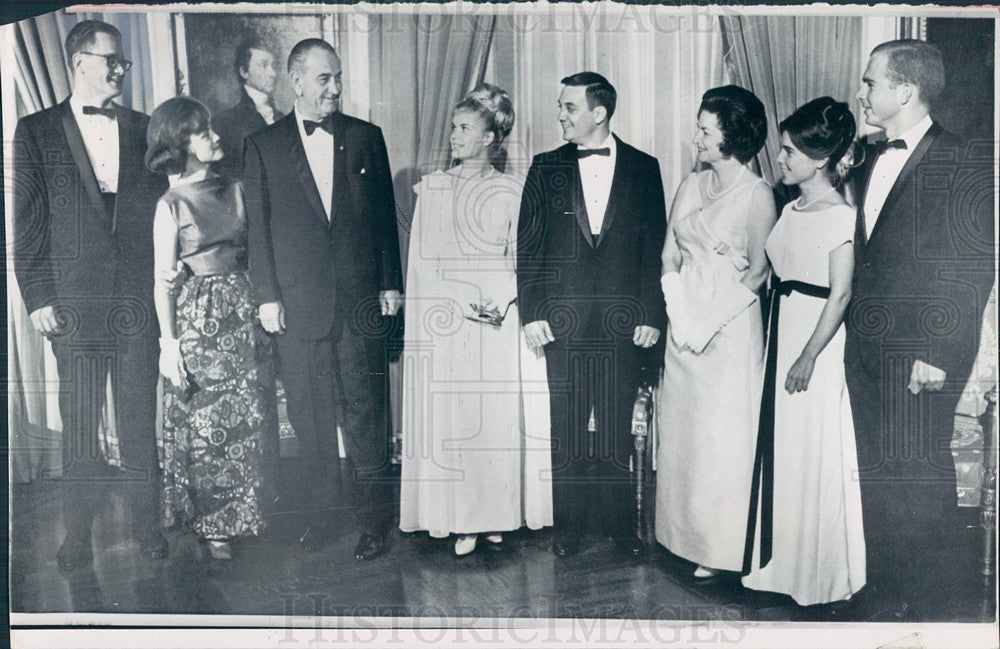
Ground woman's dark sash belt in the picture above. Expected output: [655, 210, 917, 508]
[741, 277, 831, 574]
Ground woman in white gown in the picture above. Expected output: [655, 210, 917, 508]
[655, 86, 776, 578]
[399, 93, 552, 555]
[742, 97, 865, 605]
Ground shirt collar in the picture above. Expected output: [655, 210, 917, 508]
[577, 132, 616, 154]
[167, 168, 209, 188]
[294, 106, 334, 137]
[244, 84, 272, 110]
[897, 114, 933, 151]
[69, 94, 116, 119]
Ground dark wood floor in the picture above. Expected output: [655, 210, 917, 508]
[8, 461, 995, 624]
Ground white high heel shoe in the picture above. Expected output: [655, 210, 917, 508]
[693, 565, 718, 579]
[454, 534, 478, 556]
[483, 533, 502, 544]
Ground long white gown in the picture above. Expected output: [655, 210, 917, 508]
[399, 169, 552, 536]
[655, 170, 767, 571]
[741, 202, 866, 605]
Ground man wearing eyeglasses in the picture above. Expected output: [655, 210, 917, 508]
[13, 19, 168, 572]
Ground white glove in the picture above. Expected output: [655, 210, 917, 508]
[159, 337, 187, 388]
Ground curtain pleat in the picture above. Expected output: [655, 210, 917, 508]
[720, 15, 864, 185]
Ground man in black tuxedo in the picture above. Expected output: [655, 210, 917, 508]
[243, 39, 402, 560]
[846, 39, 994, 619]
[214, 38, 283, 179]
[517, 72, 667, 558]
[13, 20, 169, 571]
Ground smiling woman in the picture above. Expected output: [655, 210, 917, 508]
[146, 95, 271, 561]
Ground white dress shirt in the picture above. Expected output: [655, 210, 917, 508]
[294, 107, 335, 220]
[69, 94, 119, 193]
[577, 133, 617, 236]
[863, 114, 933, 238]
[244, 84, 276, 125]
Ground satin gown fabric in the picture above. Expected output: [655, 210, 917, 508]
[741, 203, 866, 605]
[400, 170, 552, 536]
[655, 171, 766, 571]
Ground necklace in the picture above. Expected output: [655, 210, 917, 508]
[705, 165, 747, 201]
[794, 186, 838, 211]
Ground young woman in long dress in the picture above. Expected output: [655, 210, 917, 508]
[399, 94, 551, 555]
[148, 97, 269, 560]
[741, 97, 866, 605]
[655, 86, 776, 578]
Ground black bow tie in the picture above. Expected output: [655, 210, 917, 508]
[577, 147, 611, 159]
[875, 139, 907, 155]
[82, 105, 115, 119]
[303, 116, 334, 136]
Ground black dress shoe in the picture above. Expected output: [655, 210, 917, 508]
[354, 532, 386, 561]
[552, 537, 580, 558]
[614, 536, 644, 558]
[299, 525, 327, 553]
[56, 536, 93, 573]
[137, 531, 169, 560]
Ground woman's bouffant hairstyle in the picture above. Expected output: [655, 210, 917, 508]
[780, 97, 857, 183]
[453, 94, 512, 152]
[145, 96, 212, 175]
[465, 82, 515, 140]
[699, 85, 768, 164]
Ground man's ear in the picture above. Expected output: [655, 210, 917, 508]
[239, 65, 249, 82]
[593, 105, 608, 126]
[897, 82, 914, 106]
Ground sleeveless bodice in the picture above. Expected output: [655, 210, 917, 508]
[673, 170, 767, 277]
[162, 175, 248, 275]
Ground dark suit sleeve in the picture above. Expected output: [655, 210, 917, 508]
[930, 150, 995, 379]
[243, 136, 282, 305]
[516, 157, 546, 325]
[371, 126, 402, 293]
[639, 157, 668, 331]
[13, 118, 57, 314]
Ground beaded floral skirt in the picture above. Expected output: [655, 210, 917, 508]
[161, 271, 269, 540]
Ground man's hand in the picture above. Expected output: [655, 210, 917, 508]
[523, 320, 555, 348]
[29, 306, 60, 336]
[160, 261, 188, 297]
[633, 325, 660, 348]
[259, 302, 286, 334]
[380, 290, 403, 317]
[908, 359, 946, 394]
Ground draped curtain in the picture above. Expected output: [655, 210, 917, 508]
[369, 13, 496, 239]
[719, 15, 864, 185]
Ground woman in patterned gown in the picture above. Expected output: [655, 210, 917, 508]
[147, 97, 268, 560]
[399, 94, 552, 556]
[655, 86, 776, 578]
[742, 98, 865, 605]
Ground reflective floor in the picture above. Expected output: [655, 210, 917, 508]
[8, 461, 995, 623]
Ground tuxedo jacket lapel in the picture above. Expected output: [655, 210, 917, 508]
[867, 122, 942, 245]
[558, 145, 594, 248]
[113, 105, 142, 235]
[330, 112, 348, 227]
[284, 115, 330, 227]
[59, 101, 111, 229]
[596, 135, 628, 248]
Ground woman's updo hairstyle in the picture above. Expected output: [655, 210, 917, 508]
[698, 85, 768, 164]
[779, 97, 857, 183]
[453, 96, 510, 156]
[145, 96, 212, 175]
[466, 82, 515, 141]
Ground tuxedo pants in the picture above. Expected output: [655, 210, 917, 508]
[50, 335, 161, 540]
[545, 335, 639, 539]
[845, 339, 970, 601]
[274, 316, 393, 535]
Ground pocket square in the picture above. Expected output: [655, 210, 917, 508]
[359, 167, 366, 175]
